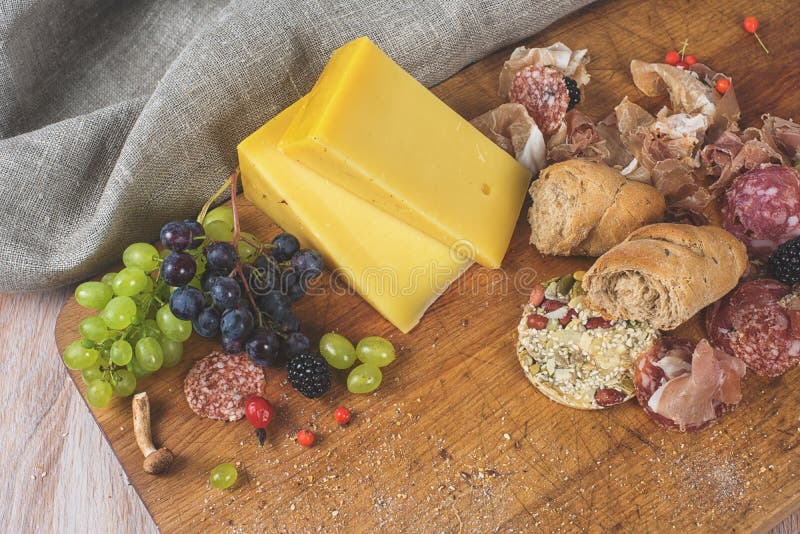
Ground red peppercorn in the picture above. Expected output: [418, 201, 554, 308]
[664, 50, 680, 65]
[529, 284, 545, 307]
[541, 299, 566, 312]
[244, 396, 274, 446]
[684, 54, 697, 66]
[715, 78, 731, 95]
[526, 313, 548, 330]
[585, 317, 613, 330]
[296, 429, 315, 447]
[743, 16, 759, 33]
[334, 407, 351, 425]
[675, 61, 689, 70]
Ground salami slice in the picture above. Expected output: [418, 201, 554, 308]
[184, 351, 266, 421]
[706, 279, 800, 377]
[508, 66, 569, 135]
[722, 165, 800, 259]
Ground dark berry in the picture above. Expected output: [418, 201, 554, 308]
[249, 256, 278, 294]
[206, 242, 237, 272]
[257, 290, 291, 318]
[563, 76, 580, 111]
[271, 233, 300, 262]
[160, 252, 196, 286]
[193, 306, 221, 337]
[770, 237, 800, 285]
[183, 219, 205, 249]
[201, 269, 226, 292]
[285, 332, 310, 357]
[169, 286, 205, 320]
[287, 353, 331, 399]
[160, 221, 192, 252]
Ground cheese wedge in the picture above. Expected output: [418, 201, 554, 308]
[239, 99, 473, 333]
[279, 36, 531, 269]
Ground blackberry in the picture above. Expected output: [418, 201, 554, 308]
[287, 353, 331, 398]
[769, 237, 800, 285]
[563, 76, 580, 110]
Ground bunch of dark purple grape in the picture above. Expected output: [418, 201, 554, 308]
[159, 206, 324, 368]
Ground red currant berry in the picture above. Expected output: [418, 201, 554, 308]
[743, 16, 759, 33]
[334, 407, 351, 425]
[684, 54, 697, 66]
[297, 429, 315, 447]
[715, 78, 731, 95]
[664, 50, 680, 65]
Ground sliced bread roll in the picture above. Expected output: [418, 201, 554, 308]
[528, 160, 666, 256]
[582, 223, 748, 330]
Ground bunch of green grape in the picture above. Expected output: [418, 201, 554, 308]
[67, 240, 193, 408]
[319, 333, 397, 394]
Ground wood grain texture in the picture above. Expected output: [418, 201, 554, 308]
[36, 0, 800, 531]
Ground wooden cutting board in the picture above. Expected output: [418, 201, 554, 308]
[55, 0, 800, 531]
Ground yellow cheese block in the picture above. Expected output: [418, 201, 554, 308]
[279, 36, 531, 269]
[239, 99, 473, 333]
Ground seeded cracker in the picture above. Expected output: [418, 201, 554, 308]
[516, 274, 659, 409]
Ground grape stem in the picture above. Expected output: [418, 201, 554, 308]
[229, 168, 262, 326]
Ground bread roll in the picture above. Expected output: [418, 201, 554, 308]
[528, 160, 666, 256]
[583, 223, 748, 330]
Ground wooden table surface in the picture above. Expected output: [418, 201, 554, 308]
[3, 289, 799, 534]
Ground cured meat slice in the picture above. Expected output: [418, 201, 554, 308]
[470, 103, 546, 173]
[634, 338, 745, 432]
[722, 165, 800, 259]
[706, 279, 800, 376]
[763, 115, 800, 160]
[508, 66, 569, 135]
[184, 351, 266, 421]
[498, 42, 590, 98]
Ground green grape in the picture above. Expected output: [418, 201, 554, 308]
[159, 248, 171, 260]
[135, 337, 164, 372]
[122, 242, 160, 271]
[111, 369, 137, 397]
[160, 337, 183, 368]
[204, 220, 233, 241]
[347, 363, 382, 394]
[203, 205, 234, 227]
[75, 281, 113, 310]
[110, 340, 133, 365]
[86, 379, 113, 408]
[101, 272, 117, 286]
[128, 358, 153, 378]
[210, 462, 238, 489]
[156, 304, 192, 342]
[63, 340, 99, 370]
[81, 365, 105, 384]
[99, 296, 137, 330]
[319, 332, 356, 370]
[111, 267, 149, 297]
[142, 274, 154, 294]
[79, 316, 109, 342]
[356, 336, 396, 367]
[141, 318, 161, 338]
[237, 232, 260, 262]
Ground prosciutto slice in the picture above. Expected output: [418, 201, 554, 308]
[630, 60, 716, 118]
[646, 339, 745, 431]
[763, 115, 800, 161]
[546, 110, 634, 169]
[498, 42, 590, 98]
[470, 103, 546, 173]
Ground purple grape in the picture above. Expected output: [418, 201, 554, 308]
[209, 277, 240, 308]
[160, 221, 192, 252]
[271, 233, 300, 262]
[201, 269, 225, 291]
[285, 272, 307, 302]
[193, 306, 221, 337]
[220, 306, 254, 341]
[161, 252, 197, 286]
[206, 242, 237, 271]
[221, 336, 244, 354]
[257, 290, 290, 318]
[169, 286, 205, 320]
[291, 249, 324, 280]
[249, 256, 278, 294]
[183, 219, 205, 249]
[245, 328, 281, 367]
[285, 332, 310, 357]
